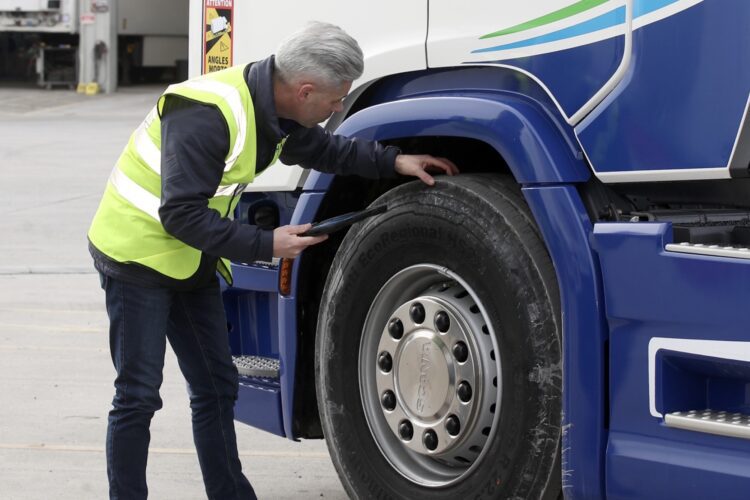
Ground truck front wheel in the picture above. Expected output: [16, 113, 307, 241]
[316, 175, 561, 499]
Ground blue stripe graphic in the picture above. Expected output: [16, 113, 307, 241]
[472, 6, 626, 53]
[471, 0, 684, 55]
[634, 0, 680, 18]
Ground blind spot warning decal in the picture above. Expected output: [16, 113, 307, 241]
[203, 0, 233, 74]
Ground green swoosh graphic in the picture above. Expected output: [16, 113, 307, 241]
[480, 0, 610, 39]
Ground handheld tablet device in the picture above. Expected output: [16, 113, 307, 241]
[299, 205, 387, 237]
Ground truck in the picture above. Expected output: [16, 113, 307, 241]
[186, 1, 750, 498]
[0, 0, 76, 32]
[0, 0, 188, 86]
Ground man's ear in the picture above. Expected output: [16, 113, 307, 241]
[297, 83, 315, 101]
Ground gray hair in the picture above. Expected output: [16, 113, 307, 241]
[275, 21, 364, 87]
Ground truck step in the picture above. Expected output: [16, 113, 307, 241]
[233, 355, 280, 379]
[664, 410, 750, 439]
[665, 242, 750, 259]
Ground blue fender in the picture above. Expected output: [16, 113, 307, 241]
[523, 186, 607, 500]
[304, 92, 590, 191]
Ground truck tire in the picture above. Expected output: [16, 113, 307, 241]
[316, 174, 561, 499]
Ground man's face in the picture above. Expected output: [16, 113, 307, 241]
[295, 80, 352, 128]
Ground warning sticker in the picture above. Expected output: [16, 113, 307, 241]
[203, 0, 233, 74]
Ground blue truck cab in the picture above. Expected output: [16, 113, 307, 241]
[190, 0, 750, 497]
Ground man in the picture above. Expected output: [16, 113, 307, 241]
[88, 21, 458, 500]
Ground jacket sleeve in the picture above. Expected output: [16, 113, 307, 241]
[158, 97, 274, 263]
[279, 125, 400, 178]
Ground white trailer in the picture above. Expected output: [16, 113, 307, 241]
[0, 0, 189, 88]
[0, 0, 77, 33]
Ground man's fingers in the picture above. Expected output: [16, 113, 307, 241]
[394, 154, 458, 185]
[287, 223, 312, 235]
[273, 224, 329, 259]
[430, 157, 459, 175]
[438, 156, 460, 174]
[293, 227, 328, 245]
[416, 169, 436, 186]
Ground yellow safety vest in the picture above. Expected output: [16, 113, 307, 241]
[88, 65, 285, 285]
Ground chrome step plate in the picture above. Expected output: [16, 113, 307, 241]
[664, 410, 750, 439]
[233, 355, 280, 378]
[665, 242, 750, 259]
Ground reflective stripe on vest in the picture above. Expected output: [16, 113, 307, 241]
[134, 125, 161, 175]
[108, 167, 161, 221]
[179, 79, 248, 172]
[87, 65, 284, 284]
[108, 167, 241, 222]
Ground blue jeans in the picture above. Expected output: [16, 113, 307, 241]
[100, 273, 256, 500]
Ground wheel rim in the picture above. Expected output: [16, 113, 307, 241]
[359, 264, 502, 487]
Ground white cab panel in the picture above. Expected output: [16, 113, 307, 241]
[188, 0, 428, 191]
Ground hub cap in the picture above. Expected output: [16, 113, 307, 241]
[376, 297, 478, 456]
[359, 264, 501, 487]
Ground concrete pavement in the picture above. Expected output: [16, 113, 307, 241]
[0, 86, 347, 499]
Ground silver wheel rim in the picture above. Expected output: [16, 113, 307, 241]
[359, 264, 502, 487]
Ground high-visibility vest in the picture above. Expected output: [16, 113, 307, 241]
[88, 65, 285, 285]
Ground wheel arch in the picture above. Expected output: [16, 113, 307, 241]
[305, 92, 590, 193]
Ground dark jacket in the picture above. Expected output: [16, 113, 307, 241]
[90, 56, 400, 289]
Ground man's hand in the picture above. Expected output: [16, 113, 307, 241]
[273, 224, 328, 258]
[394, 154, 460, 186]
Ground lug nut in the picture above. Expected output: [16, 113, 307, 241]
[453, 341, 468, 362]
[423, 429, 438, 451]
[388, 318, 404, 339]
[435, 311, 450, 332]
[377, 351, 392, 372]
[457, 381, 472, 402]
[398, 420, 413, 441]
[381, 390, 396, 411]
[445, 415, 461, 436]
[410, 302, 425, 324]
